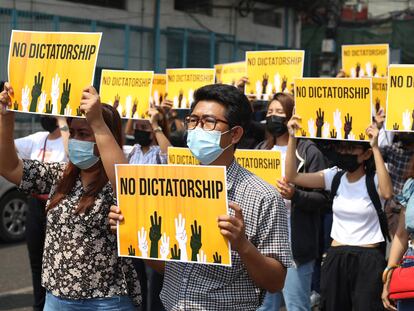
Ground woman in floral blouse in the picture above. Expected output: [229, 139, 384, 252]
[0, 83, 141, 310]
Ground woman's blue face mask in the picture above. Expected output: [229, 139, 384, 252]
[68, 139, 100, 170]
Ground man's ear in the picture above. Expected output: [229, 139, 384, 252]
[361, 148, 373, 161]
[231, 126, 244, 145]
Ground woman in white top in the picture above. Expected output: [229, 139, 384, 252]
[285, 115, 393, 311]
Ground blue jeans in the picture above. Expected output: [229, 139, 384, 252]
[44, 292, 137, 311]
[258, 260, 314, 311]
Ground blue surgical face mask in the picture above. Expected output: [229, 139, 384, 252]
[68, 139, 100, 170]
[186, 127, 233, 165]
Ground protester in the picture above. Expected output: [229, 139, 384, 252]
[285, 115, 393, 311]
[109, 84, 292, 310]
[382, 158, 414, 311]
[256, 93, 329, 311]
[14, 115, 67, 311]
[0, 83, 141, 310]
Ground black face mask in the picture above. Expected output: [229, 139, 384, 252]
[266, 115, 288, 137]
[40, 116, 57, 133]
[134, 130, 152, 147]
[334, 153, 362, 172]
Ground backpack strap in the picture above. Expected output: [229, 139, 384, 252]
[330, 170, 346, 200]
[365, 172, 391, 242]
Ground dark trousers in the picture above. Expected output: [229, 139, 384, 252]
[320, 245, 385, 311]
[132, 259, 165, 311]
[26, 197, 47, 311]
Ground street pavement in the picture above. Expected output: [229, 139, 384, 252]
[0, 242, 33, 311]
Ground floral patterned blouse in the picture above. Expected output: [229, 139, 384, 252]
[19, 159, 141, 306]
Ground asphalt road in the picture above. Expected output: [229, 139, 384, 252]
[0, 242, 33, 311]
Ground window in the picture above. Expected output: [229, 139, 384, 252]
[174, 0, 213, 16]
[59, 0, 126, 10]
[253, 10, 282, 28]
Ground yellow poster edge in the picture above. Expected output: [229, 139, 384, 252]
[114, 163, 232, 267]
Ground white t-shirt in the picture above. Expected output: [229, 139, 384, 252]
[15, 131, 67, 162]
[323, 167, 384, 245]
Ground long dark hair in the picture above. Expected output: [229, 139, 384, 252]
[47, 104, 123, 214]
[262, 92, 295, 149]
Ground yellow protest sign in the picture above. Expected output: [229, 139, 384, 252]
[341, 44, 389, 78]
[166, 68, 215, 109]
[168, 147, 282, 188]
[294, 78, 372, 141]
[372, 77, 387, 116]
[151, 74, 166, 107]
[8, 30, 101, 116]
[99, 70, 153, 119]
[116, 164, 231, 266]
[245, 50, 304, 99]
[385, 65, 414, 131]
[214, 61, 246, 85]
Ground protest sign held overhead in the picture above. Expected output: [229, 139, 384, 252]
[8, 30, 101, 116]
[385, 65, 414, 131]
[100, 70, 153, 119]
[166, 68, 215, 109]
[294, 78, 372, 141]
[116, 164, 231, 266]
[168, 147, 282, 188]
[151, 74, 167, 107]
[245, 50, 304, 99]
[214, 61, 246, 85]
[342, 44, 389, 78]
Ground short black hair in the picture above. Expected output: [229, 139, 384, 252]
[191, 84, 252, 129]
[0, 81, 4, 91]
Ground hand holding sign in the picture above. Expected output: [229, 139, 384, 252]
[218, 202, 248, 254]
[30, 72, 44, 112]
[0, 83, 13, 115]
[80, 86, 103, 129]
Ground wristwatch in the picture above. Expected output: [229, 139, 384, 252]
[153, 126, 163, 133]
[59, 125, 69, 132]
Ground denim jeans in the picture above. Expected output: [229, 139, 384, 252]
[44, 292, 137, 311]
[257, 260, 315, 311]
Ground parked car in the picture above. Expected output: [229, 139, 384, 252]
[0, 176, 27, 242]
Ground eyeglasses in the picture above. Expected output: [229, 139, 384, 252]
[185, 115, 229, 131]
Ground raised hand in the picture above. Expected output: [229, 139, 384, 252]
[373, 64, 378, 77]
[322, 121, 330, 138]
[411, 109, 414, 131]
[333, 109, 343, 139]
[125, 96, 133, 118]
[344, 113, 353, 139]
[315, 108, 324, 137]
[175, 213, 188, 261]
[262, 73, 269, 96]
[13, 101, 18, 111]
[132, 98, 138, 118]
[113, 94, 120, 110]
[393, 123, 400, 130]
[76, 106, 82, 116]
[159, 233, 170, 260]
[281, 76, 288, 92]
[403, 109, 411, 130]
[37, 92, 47, 113]
[348, 132, 356, 140]
[59, 79, 71, 115]
[50, 74, 60, 114]
[300, 129, 307, 137]
[307, 118, 316, 138]
[255, 80, 262, 98]
[188, 89, 194, 105]
[116, 102, 123, 118]
[21, 85, 30, 112]
[365, 62, 372, 77]
[190, 220, 202, 262]
[196, 249, 207, 263]
[64, 106, 72, 116]
[153, 90, 159, 106]
[178, 90, 184, 107]
[213, 252, 222, 264]
[138, 227, 149, 258]
[366, 124, 379, 147]
[359, 133, 366, 140]
[170, 244, 181, 260]
[45, 100, 53, 114]
[128, 245, 136, 256]
[330, 129, 337, 138]
[375, 98, 381, 113]
[274, 73, 281, 93]
[30, 72, 44, 112]
[356, 62, 361, 77]
[149, 211, 162, 258]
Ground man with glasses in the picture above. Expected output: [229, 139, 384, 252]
[109, 84, 292, 310]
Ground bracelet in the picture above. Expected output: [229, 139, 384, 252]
[152, 126, 163, 133]
[382, 265, 399, 284]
